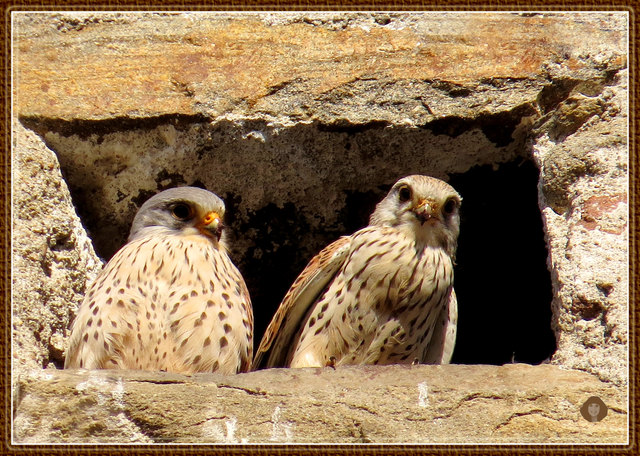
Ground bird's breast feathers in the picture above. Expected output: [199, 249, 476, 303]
[347, 226, 453, 297]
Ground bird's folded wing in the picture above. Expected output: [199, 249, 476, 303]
[423, 288, 458, 364]
[253, 236, 351, 368]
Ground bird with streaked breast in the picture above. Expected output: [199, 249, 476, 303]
[65, 187, 253, 375]
[254, 175, 461, 369]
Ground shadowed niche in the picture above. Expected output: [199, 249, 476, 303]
[449, 160, 556, 364]
[58, 124, 555, 366]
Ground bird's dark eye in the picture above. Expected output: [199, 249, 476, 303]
[398, 185, 412, 203]
[171, 203, 194, 221]
[443, 198, 457, 215]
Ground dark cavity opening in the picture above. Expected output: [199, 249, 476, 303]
[448, 160, 556, 364]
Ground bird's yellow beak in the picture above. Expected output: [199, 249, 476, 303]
[198, 211, 223, 239]
[413, 199, 438, 223]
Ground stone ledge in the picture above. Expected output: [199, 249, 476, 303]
[13, 364, 627, 444]
[14, 12, 626, 122]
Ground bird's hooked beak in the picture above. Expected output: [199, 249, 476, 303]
[413, 199, 439, 224]
[197, 211, 223, 240]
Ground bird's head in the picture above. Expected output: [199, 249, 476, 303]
[128, 187, 226, 244]
[369, 175, 462, 254]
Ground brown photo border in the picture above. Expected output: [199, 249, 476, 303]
[1, 1, 637, 454]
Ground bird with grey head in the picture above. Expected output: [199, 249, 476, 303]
[65, 186, 253, 375]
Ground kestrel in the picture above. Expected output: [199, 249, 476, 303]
[65, 187, 253, 375]
[253, 175, 461, 369]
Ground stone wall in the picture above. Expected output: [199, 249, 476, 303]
[12, 121, 103, 377]
[11, 11, 628, 443]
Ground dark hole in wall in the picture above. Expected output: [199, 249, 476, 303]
[238, 201, 324, 345]
[48, 345, 65, 369]
[50, 118, 555, 367]
[448, 160, 556, 364]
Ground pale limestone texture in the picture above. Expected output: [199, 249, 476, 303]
[533, 70, 628, 386]
[13, 364, 627, 444]
[12, 122, 102, 377]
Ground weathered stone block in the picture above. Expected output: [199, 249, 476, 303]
[12, 121, 102, 377]
[13, 365, 627, 444]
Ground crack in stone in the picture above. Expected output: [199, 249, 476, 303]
[607, 406, 627, 414]
[494, 409, 553, 430]
[263, 77, 306, 97]
[335, 401, 379, 416]
[128, 379, 188, 385]
[190, 415, 230, 427]
[429, 392, 509, 420]
[459, 392, 506, 404]
[216, 384, 268, 396]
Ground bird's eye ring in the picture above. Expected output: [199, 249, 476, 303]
[171, 203, 194, 221]
[443, 198, 457, 215]
[398, 185, 412, 203]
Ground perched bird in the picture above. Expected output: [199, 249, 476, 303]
[65, 187, 253, 375]
[254, 175, 461, 369]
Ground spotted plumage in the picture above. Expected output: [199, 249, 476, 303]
[65, 187, 253, 374]
[254, 175, 461, 369]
